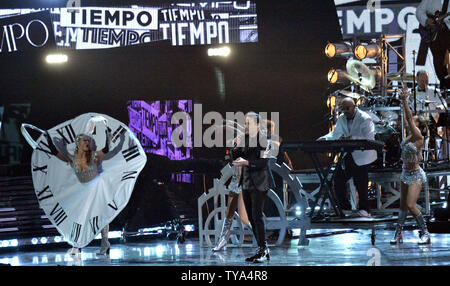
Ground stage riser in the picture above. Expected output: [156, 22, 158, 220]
[293, 170, 450, 214]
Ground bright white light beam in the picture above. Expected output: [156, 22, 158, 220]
[45, 54, 68, 64]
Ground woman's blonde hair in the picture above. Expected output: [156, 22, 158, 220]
[74, 134, 93, 164]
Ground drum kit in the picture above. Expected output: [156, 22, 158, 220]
[329, 59, 449, 168]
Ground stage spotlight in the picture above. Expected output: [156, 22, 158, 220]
[327, 69, 348, 84]
[324, 43, 352, 58]
[45, 54, 68, 64]
[354, 44, 381, 60]
[207, 46, 231, 57]
[184, 224, 195, 232]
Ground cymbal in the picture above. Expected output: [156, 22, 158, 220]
[380, 110, 398, 120]
[345, 59, 376, 92]
[338, 90, 362, 99]
[418, 99, 437, 104]
[385, 72, 414, 82]
[366, 110, 381, 122]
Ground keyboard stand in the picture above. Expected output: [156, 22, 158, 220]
[308, 151, 345, 219]
[279, 140, 384, 219]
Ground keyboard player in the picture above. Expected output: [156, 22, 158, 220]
[318, 97, 377, 217]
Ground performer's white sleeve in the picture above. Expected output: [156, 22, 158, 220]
[350, 118, 375, 140]
[318, 117, 344, 140]
[416, 0, 429, 27]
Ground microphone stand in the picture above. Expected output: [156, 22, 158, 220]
[433, 85, 449, 111]
[412, 50, 417, 114]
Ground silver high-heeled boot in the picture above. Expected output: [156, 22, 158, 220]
[390, 210, 406, 244]
[415, 213, 431, 245]
[212, 218, 232, 252]
[97, 226, 111, 255]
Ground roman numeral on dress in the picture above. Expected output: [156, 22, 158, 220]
[56, 124, 76, 144]
[70, 223, 82, 243]
[36, 185, 53, 201]
[89, 216, 100, 234]
[50, 203, 68, 226]
[33, 164, 48, 175]
[122, 145, 140, 162]
[112, 126, 126, 143]
[36, 139, 53, 158]
[108, 200, 118, 211]
[121, 171, 137, 181]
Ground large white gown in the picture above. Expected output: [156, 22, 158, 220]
[22, 113, 147, 248]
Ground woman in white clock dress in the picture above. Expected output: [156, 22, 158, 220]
[46, 117, 117, 255]
[22, 114, 146, 257]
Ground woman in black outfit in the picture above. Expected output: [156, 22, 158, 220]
[232, 113, 276, 263]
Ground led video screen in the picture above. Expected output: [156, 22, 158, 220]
[0, 1, 257, 51]
[127, 100, 192, 161]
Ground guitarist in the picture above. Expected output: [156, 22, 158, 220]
[416, 0, 450, 89]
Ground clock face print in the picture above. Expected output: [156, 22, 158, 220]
[30, 113, 147, 248]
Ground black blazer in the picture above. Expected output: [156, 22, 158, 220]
[233, 134, 276, 192]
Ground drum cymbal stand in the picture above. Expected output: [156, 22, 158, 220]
[423, 102, 432, 163]
[412, 50, 417, 114]
[399, 82, 406, 141]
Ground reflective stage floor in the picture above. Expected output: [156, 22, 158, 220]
[1, 229, 449, 266]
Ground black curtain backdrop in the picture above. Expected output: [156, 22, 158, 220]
[0, 0, 342, 170]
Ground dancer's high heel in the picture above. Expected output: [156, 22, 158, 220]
[212, 218, 232, 252]
[97, 240, 111, 255]
[390, 225, 403, 244]
[415, 214, 431, 245]
[97, 225, 111, 255]
[390, 210, 406, 245]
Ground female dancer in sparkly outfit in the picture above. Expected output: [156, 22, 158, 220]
[212, 119, 251, 252]
[391, 88, 431, 245]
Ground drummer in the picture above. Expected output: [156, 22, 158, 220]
[413, 70, 449, 161]
[413, 70, 447, 123]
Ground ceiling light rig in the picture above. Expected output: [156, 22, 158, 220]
[354, 43, 382, 60]
[324, 42, 353, 59]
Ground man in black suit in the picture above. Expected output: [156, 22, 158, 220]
[232, 112, 276, 263]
